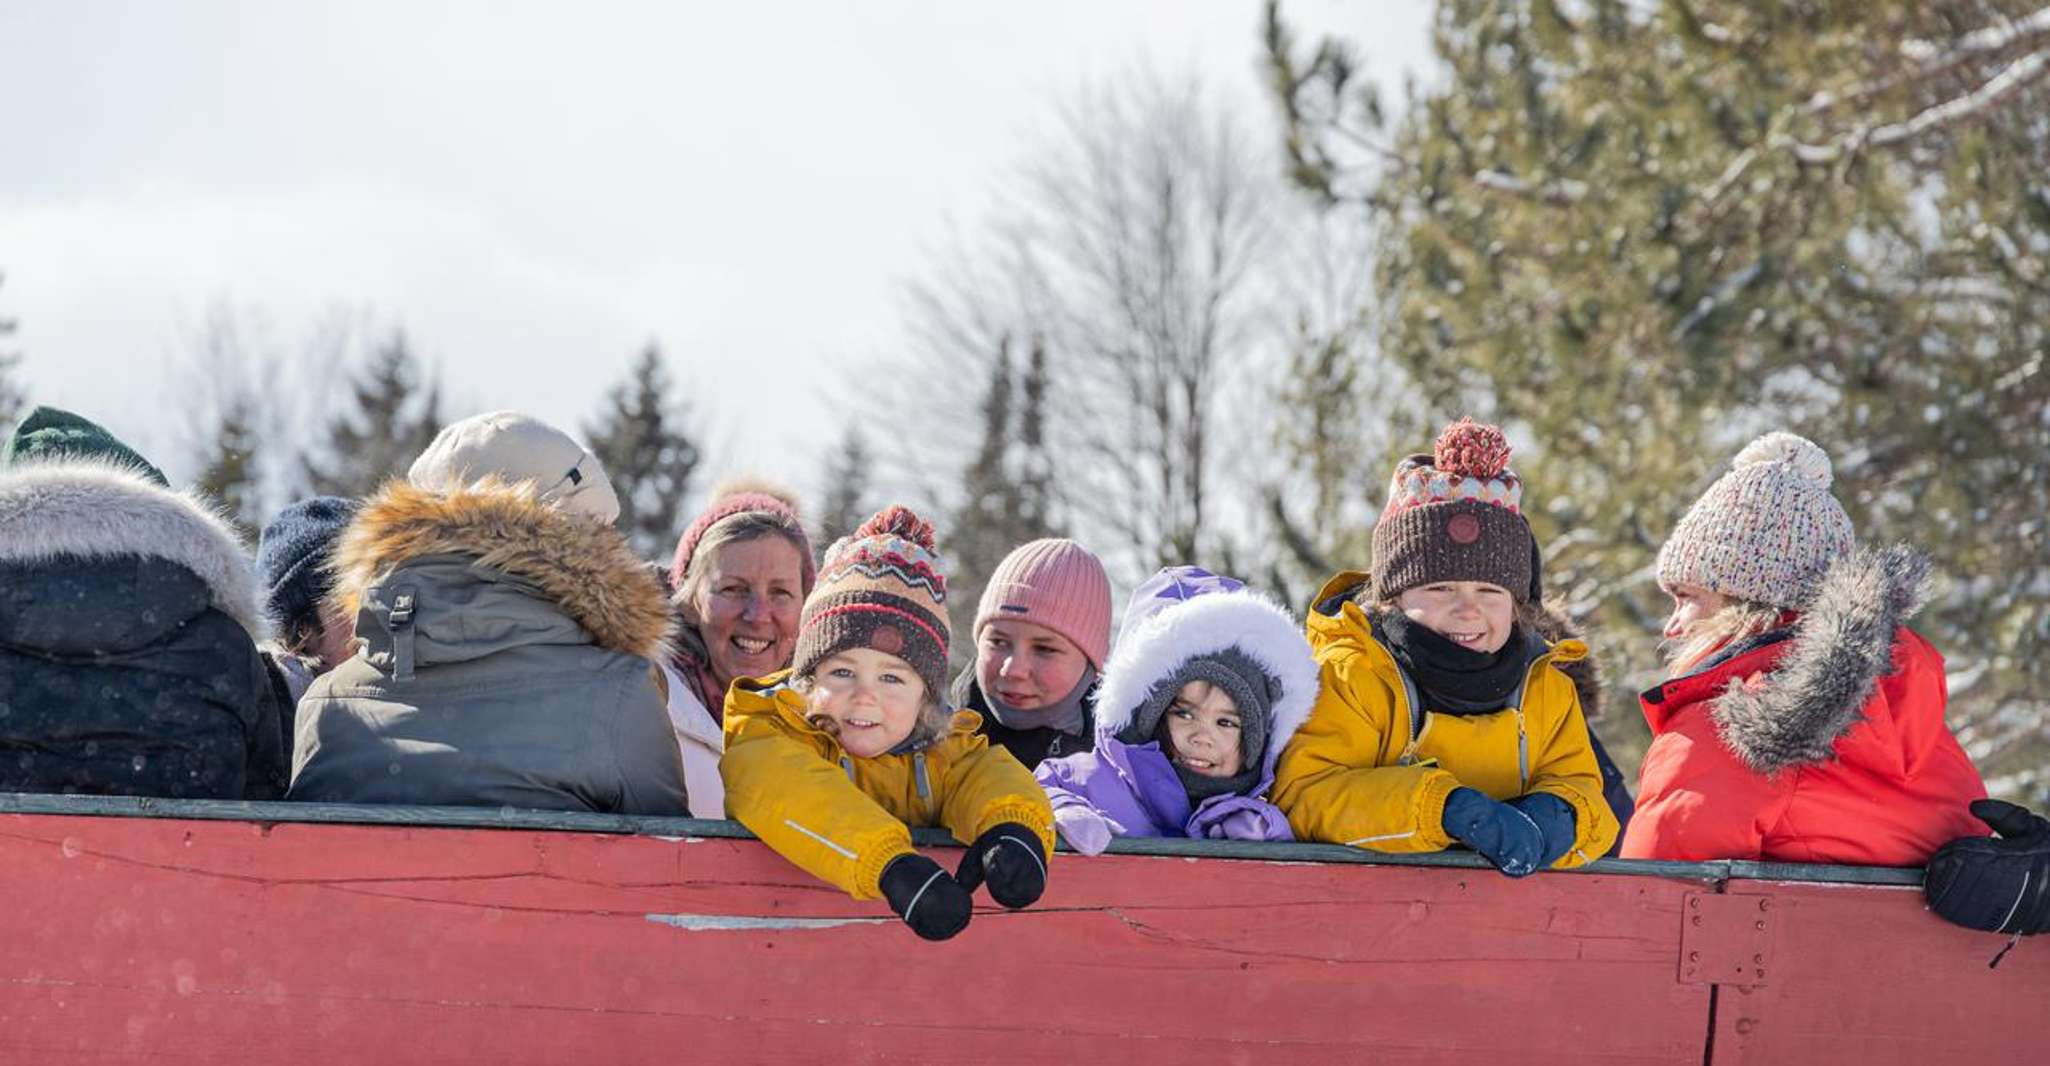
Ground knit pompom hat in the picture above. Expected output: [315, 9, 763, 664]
[1371, 418, 1537, 603]
[669, 479, 817, 596]
[793, 505, 952, 700]
[1656, 431, 1854, 610]
[973, 538, 1113, 669]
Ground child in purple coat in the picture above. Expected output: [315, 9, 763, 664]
[1035, 566, 1318, 853]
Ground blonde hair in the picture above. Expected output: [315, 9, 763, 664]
[676, 509, 810, 623]
[1662, 599, 1784, 675]
[790, 667, 953, 750]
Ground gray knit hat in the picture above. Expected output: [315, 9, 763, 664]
[1656, 431, 1854, 610]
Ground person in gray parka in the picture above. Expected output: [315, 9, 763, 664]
[288, 412, 689, 816]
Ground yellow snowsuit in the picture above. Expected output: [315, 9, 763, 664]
[1273, 573, 1619, 867]
[721, 670, 1056, 899]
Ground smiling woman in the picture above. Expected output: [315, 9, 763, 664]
[661, 481, 817, 818]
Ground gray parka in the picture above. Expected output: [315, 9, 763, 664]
[289, 478, 688, 816]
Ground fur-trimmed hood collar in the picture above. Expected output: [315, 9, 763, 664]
[331, 478, 674, 660]
[1094, 582, 1319, 780]
[1680, 545, 1934, 774]
[0, 460, 268, 639]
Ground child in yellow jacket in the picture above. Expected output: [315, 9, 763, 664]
[721, 506, 1054, 940]
[1274, 419, 1619, 875]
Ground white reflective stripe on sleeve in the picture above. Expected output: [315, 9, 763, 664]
[783, 818, 858, 860]
[1345, 831, 1417, 847]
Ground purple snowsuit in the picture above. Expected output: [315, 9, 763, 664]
[1035, 566, 1319, 851]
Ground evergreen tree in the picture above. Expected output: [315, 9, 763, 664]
[816, 425, 874, 549]
[586, 343, 702, 558]
[0, 272, 25, 428]
[1268, 0, 2050, 796]
[302, 331, 443, 498]
[194, 392, 262, 540]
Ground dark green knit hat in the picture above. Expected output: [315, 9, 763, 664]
[1, 405, 169, 485]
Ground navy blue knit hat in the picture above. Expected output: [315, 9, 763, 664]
[256, 496, 359, 636]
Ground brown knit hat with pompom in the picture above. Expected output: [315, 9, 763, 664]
[792, 505, 953, 699]
[1370, 418, 1538, 603]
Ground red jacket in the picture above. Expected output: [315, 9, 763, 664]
[1623, 549, 1987, 866]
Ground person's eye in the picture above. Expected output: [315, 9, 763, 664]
[828, 667, 853, 679]
[881, 673, 905, 685]
[1170, 706, 1192, 719]
[1219, 718, 1241, 731]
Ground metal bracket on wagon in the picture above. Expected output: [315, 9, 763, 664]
[1679, 890, 1776, 987]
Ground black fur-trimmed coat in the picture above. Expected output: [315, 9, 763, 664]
[0, 461, 289, 799]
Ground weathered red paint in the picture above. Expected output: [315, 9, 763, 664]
[0, 812, 2039, 1064]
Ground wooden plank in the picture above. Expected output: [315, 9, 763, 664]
[1708, 879, 2050, 1066]
[0, 811, 1711, 1065]
[0, 791, 1925, 885]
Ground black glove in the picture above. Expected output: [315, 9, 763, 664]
[1926, 799, 2050, 937]
[879, 854, 973, 942]
[955, 823, 1048, 909]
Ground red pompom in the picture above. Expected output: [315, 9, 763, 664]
[1433, 417, 1512, 479]
[856, 504, 937, 549]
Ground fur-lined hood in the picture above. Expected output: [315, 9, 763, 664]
[0, 459, 268, 639]
[331, 478, 673, 660]
[1705, 545, 1933, 774]
[1094, 583, 1319, 778]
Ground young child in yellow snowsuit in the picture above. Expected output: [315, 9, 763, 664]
[1274, 419, 1618, 875]
[721, 506, 1055, 939]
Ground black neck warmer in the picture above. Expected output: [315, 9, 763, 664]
[1377, 612, 1538, 715]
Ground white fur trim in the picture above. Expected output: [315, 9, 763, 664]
[0, 460, 269, 640]
[1095, 587, 1319, 774]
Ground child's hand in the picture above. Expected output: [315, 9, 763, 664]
[1508, 792, 1579, 869]
[1441, 788, 1546, 877]
[1054, 806, 1118, 856]
[879, 854, 973, 941]
[956, 823, 1049, 909]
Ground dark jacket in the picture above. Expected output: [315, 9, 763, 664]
[289, 479, 689, 816]
[950, 669, 1097, 769]
[0, 461, 288, 799]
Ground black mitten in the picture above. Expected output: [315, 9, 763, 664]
[955, 823, 1048, 909]
[1926, 800, 2050, 937]
[879, 854, 973, 942]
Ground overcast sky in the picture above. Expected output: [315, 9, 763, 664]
[0, 1, 1432, 506]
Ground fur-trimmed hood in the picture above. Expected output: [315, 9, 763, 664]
[1706, 544, 1933, 773]
[1094, 582, 1319, 779]
[330, 478, 674, 660]
[0, 459, 268, 639]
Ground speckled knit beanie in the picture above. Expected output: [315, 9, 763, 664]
[1656, 431, 1854, 610]
[793, 505, 952, 698]
[1371, 418, 1537, 603]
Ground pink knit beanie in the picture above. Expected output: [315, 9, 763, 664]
[973, 538, 1113, 669]
[668, 481, 817, 595]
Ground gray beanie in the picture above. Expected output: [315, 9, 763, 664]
[1656, 431, 1855, 610]
[1118, 647, 1277, 800]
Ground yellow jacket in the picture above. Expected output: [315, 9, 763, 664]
[720, 670, 1056, 900]
[1272, 573, 1619, 867]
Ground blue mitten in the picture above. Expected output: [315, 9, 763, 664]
[1441, 787, 1546, 878]
[1509, 792, 1579, 869]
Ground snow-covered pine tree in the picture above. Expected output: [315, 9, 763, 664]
[585, 343, 701, 558]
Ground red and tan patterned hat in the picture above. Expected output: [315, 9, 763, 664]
[793, 505, 953, 699]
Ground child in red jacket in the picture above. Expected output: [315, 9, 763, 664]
[1622, 432, 1986, 866]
